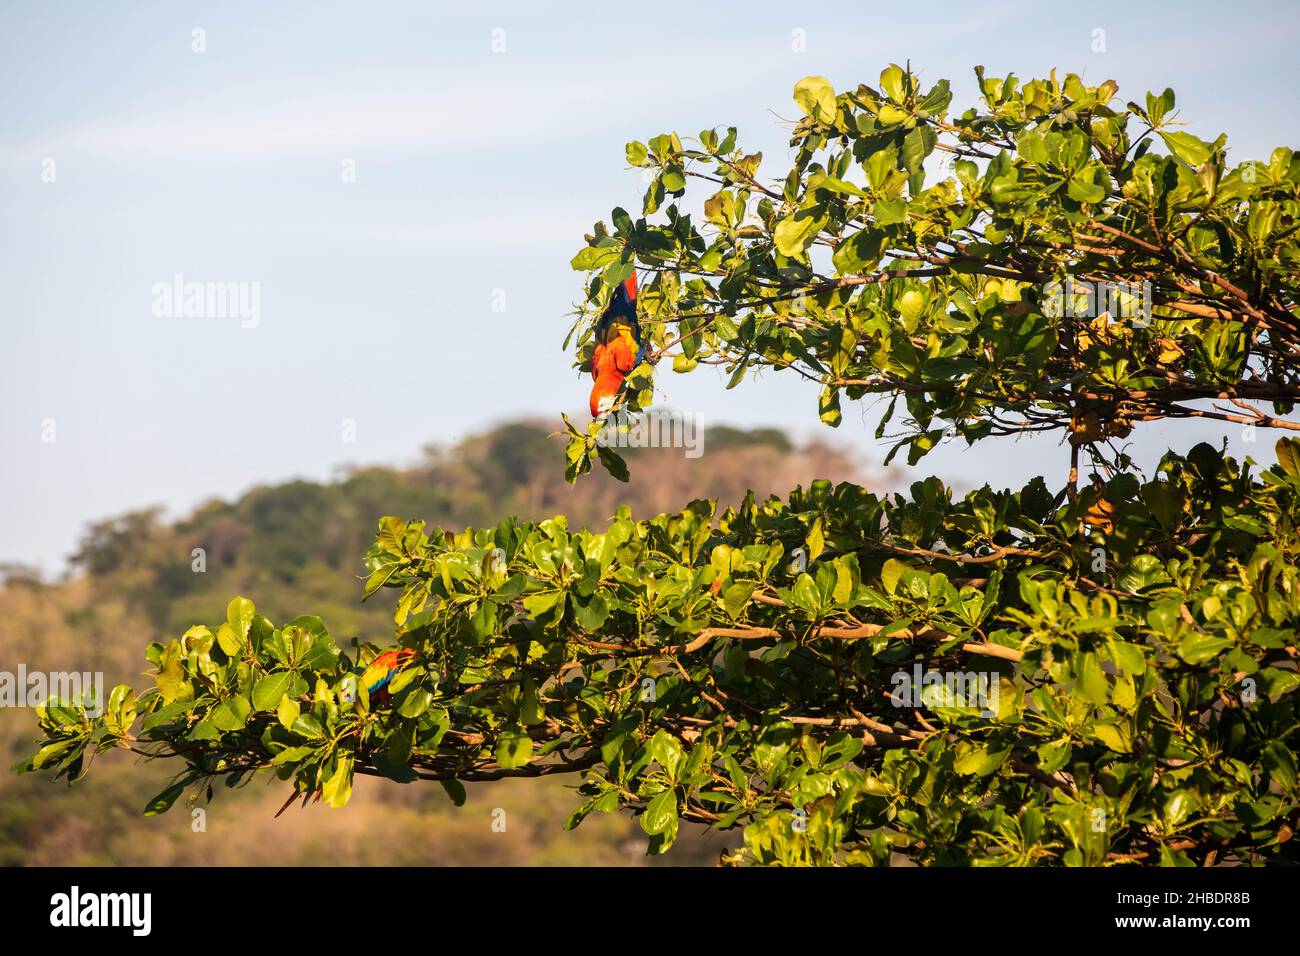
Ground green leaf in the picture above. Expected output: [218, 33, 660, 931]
[225, 597, 255, 650]
[1163, 789, 1193, 827]
[440, 779, 467, 806]
[1037, 738, 1072, 774]
[793, 76, 837, 122]
[210, 695, 251, 732]
[276, 693, 300, 731]
[1077, 652, 1108, 705]
[1109, 641, 1147, 676]
[1259, 667, 1300, 699]
[1262, 740, 1298, 790]
[902, 124, 937, 193]
[322, 755, 354, 808]
[252, 671, 295, 712]
[818, 385, 842, 427]
[571, 592, 610, 630]
[520, 678, 545, 726]
[495, 726, 533, 770]
[1067, 177, 1106, 203]
[291, 713, 325, 739]
[522, 590, 562, 616]
[805, 517, 826, 562]
[216, 623, 242, 657]
[1159, 130, 1213, 166]
[954, 746, 1008, 777]
[880, 559, 906, 595]
[649, 730, 684, 779]
[754, 720, 794, 775]
[625, 141, 648, 166]
[595, 444, 629, 482]
[1093, 722, 1132, 753]
[791, 573, 821, 614]
[641, 789, 678, 835]
[1276, 437, 1300, 478]
[29, 740, 77, 771]
[661, 165, 686, 192]
[397, 687, 434, 719]
[816, 176, 870, 199]
[774, 207, 826, 258]
[879, 64, 906, 104]
[832, 228, 886, 275]
[143, 782, 187, 816]
[1177, 632, 1235, 665]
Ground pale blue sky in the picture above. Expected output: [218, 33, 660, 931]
[2, 0, 1297, 573]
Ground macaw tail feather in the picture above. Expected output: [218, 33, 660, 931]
[275, 789, 302, 819]
[275, 788, 320, 818]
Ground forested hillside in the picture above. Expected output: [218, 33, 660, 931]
[0, 420, 865, 865]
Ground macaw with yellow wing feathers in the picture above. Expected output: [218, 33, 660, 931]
[360, 648, 416, 702]
[589, 274, 646, 418]
[274, 647, 416, 819]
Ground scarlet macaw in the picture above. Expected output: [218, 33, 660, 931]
[589, 274, 645, 418]
[360, 648, 416, 697]
[274, 647, 416, 819]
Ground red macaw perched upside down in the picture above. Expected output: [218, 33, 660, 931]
[589, 274, 645, 417]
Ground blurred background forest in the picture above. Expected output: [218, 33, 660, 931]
[0, 419, 870, 865]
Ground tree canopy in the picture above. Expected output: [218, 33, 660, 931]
[20, 65, 1300, 866]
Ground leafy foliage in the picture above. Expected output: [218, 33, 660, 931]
[4, 420, 816, 865]
[563, 65, 1299, 477]
[19, 67, 1300, 865]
